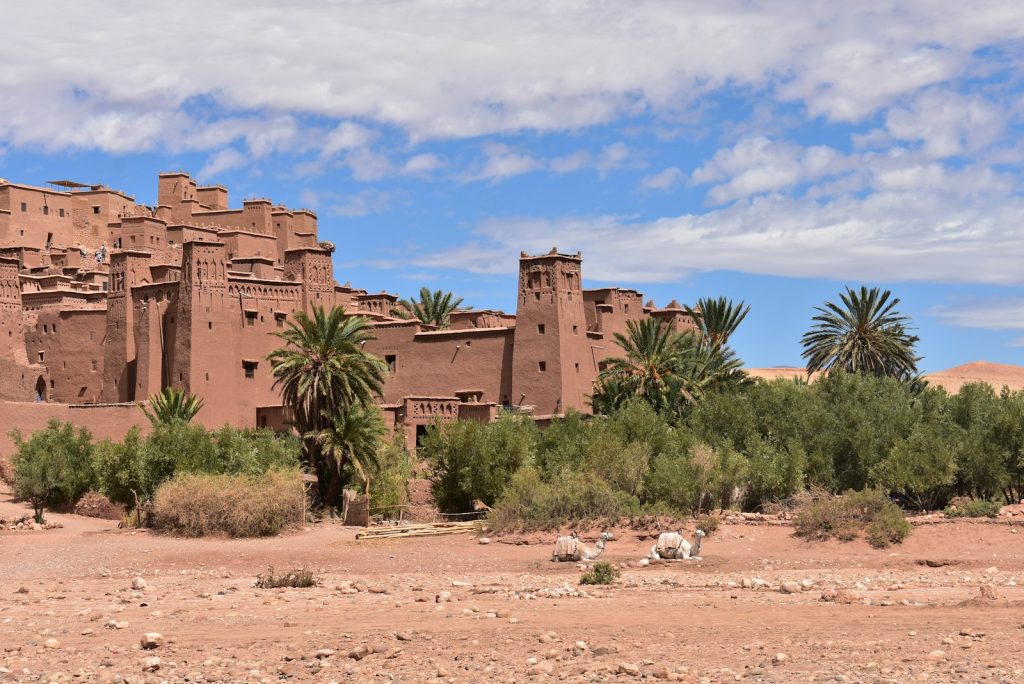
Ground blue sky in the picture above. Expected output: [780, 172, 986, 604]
[2, 2, 1024, 372]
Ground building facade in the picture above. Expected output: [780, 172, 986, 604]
[0, 172, 694, 448]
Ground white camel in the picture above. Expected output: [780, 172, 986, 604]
[551, 532, 612, 562]
[648, 529, 705, 560]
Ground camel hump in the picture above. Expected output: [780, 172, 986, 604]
[553, 536, 579, 559]
[656, 532, 684, 554]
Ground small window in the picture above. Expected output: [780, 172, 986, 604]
[43, 206, 49, 216]
[624, 304, 629, 313]
[92, 206, 100, 214]
[572, 325, 578, 335]
[385, 354, 396, 373]
[538, 361, 547, 372]
[537, 324, 545, 334]
[575, 362, 580, 373]
[91, 360, 97, 371]
[59, 208, 65, 218]
[534, 292, 540, 301]
[245, 311, 256, 327]
[38, 351, 44, 362]
[20, 202, 27, 212]
[243, 360, 258, 379]
[52, 324, 56, 333]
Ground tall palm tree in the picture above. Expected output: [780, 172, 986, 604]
[308, 403, 388, 499]
[801, 286, 920, 379]
[267, 306, 387, 506]
[598, 317, 689, 411]
[392, 287, 467, 328]
[686, 297, 750, 348]
[140, 387, 204, 425]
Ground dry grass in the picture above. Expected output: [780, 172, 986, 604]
[792, 488, 911, 548]
[152, 470, 305, 538]
[255, 567, 319, 589]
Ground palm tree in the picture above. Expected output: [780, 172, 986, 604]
[686, 297, 750, 348]
[308, 403, 388, 499]
[267, 306, 387, 506]
[392, 287, 467, 328]
[597, 317, 690, 411]
[140, 387, 204, 425]
[801, 286, 920, 379]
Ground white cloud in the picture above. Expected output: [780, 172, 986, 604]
[328, 189, 392, 218]
[932, 300, 1024, 331]
[199, 147, 247, 179]
[321, 122, 376, 158]
[401, 153, 445, 175]
[884, 89, 1007, 158]
[462, 143, 542, 183]
[640, 166, 684, 191]
[550, 151, 590, 174]
[3, 2, 1024, 152]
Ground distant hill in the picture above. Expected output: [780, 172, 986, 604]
[745, 361, 1024, 393]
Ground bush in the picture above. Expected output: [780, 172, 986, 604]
[792, 488, 911, 548]
[696, 514, 720, 535]
[580, 561, 619, 586]
[366, 439, 412, 517]
[424, 414, 538, 513]
[10, 420, 94, 522]
[152, 470, 305, 537]
[943, 498, 1001, 519]
[489, 468, 638, 531]
[255, 567, 318, 588]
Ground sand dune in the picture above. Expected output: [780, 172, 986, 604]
[746, 361, 1024, 393]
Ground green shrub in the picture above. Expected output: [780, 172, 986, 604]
[10, 420, 94, 522]
[211, 426, 301, 475]
[579, 561, 619, 586]
[489, 468, 638, 531]
[743, 437, 805, 510]
[152, 470, 305, 537]
[255, 567, 318, 589]
[696, 514, 720, 535]
[646, 441, 745, 514]
[793, 488, 911, 547]
[366, 439, 412, 517]
[424, 414, 538, 513]
[943, 498, 1001, 518]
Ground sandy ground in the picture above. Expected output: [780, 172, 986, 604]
[2, 491, 1024, 683]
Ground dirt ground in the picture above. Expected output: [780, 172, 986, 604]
[2, 490, 1024, 684]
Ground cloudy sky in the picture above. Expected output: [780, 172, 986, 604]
[3, 1, 1024, 371]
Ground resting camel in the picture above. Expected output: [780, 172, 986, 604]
[648, 529, 705, 560]
[551, 532, 612, 562]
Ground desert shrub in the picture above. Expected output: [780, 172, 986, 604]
[93, 427, 161, 514]
[211, 426, 301, 475]
[696, 514, 720, 535]
[585, 434, 651, 498]
[152, 470, 305, 537]
[870, 423, 958, 510]
[793, 488, 910, 547]
[646, 441, 745, 514]
[424, 414, 538, 513]
[535, 411, 590, 479]
[366, 439, 413, 517]
[743, 437, 806, 510]
[10, 420, 95, 522]
[943, 498, 1001, 518]
[255, 567, 318, 589]
[579, 561, 619, 586]
[489, 468, 638, 531]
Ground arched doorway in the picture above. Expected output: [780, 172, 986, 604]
[35, 376, 47, 402]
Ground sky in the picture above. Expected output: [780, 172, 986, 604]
[2, 1, 1024, 372]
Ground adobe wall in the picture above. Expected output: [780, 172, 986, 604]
[365, 323, 514, 406]
[0, 185, 74, 251]
[23, 309, 107, 403]
[0, 401, 149, 458]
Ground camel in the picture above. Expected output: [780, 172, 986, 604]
[551, 532, 612, 562]
[648, 529, 705, 560]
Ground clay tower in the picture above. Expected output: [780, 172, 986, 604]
[510, 248, 591, 416]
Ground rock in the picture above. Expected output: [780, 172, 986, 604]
[592, 646, 614, 656]
[131, 577, 148, 591]
[348, 645, 372, 660]
[979, 584, 998, 601]
[14, 587, 28, 594]
[820, 588, 837, 602]
[927, 650, 945, 660]
[141, 656, 161, 672]
[617, 662, 641, 676]
[780, 581, 801, 594]
[393, 631, 413, 641]
[835, 588, 862, 604]
[772, 653, 788, 665]
[529, 660, 554, 676]
[43, 638, 61, 649]
[140, 632, 163, 649]
[314, 648, 335, 659]
[740, 578, 752, 589]
[435, 591, 451, 603]
[478, 537, 491, 545]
